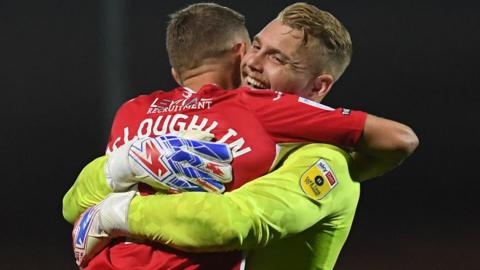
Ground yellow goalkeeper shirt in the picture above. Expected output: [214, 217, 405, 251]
[63, 143, 360, 270]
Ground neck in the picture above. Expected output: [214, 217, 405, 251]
[183, 71, 235, 91]
[180, 59, 240, 92]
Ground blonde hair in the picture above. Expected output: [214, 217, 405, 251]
[277, 2, 352, 80]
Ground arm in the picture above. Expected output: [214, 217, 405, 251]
[63, 100, 134, 224]
[63, 132, 233, 223]
[62, 156, 112, 224]
[240, 90, 418, 182]
[127, 143, 354, 251]
[350, 114, 419, 181]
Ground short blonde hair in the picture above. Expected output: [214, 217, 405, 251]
[277, 2, 352, 80]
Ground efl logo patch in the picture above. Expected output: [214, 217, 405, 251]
[300, 159, 338, 201]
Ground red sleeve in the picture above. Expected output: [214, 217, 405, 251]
[240, 88, 367, 148]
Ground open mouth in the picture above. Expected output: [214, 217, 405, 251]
[245, 76, 269, 89]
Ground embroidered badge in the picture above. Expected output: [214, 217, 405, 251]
[300, 159, 338, 200]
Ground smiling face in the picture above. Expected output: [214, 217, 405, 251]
[240, 19, 321, 99]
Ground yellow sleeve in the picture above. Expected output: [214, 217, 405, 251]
[128, 144, 354, 252]
[62, 156, 112, 224]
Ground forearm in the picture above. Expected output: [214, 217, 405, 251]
[62, 156, 112, 223]
[349, 148, 406, 181]
[128, 144, 351, 252]
[129, 176, 321, 252]
[352, 114, 419, 181]
[129, 191, 263, 252]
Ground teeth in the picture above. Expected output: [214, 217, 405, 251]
[246, 76, 267, 89]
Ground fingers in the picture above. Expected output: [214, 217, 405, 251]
[169, 149, 203, 167]
[186, 140, 233, 162]
[168, 177, 206, 192]
[157, 135, 233, 162]
[167, 174, 224, 193]
[73, 206, 109, 267]
[130, 135, 233, 193]
[182, 166, 226, 192]
[201, 161, 232, 183]
[169, 150, 232, 183]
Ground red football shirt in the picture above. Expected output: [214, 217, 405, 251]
[86, 84, 366, 270]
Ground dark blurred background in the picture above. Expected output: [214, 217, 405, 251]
[1, 0, 478, 269]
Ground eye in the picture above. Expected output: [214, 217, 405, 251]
[269, 54, 285, 64]
[251, 41, 261, 51]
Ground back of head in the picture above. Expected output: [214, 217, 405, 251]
[277, 2, 352, 81]
[167, 3, 249, 79]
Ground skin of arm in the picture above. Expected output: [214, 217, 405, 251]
[350, 114, 419, 181]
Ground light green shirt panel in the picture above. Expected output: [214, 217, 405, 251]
[245, 215, 356, 270]
[245, 145, 359, 270]
[62, 156, 112, 224]
[129, 143, 359, 255]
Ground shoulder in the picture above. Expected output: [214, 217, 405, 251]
[293, 144, 351, 161]
[236, 87, 299, 103]
[237, 87, 279, 96]
[118, 88, 179, 112]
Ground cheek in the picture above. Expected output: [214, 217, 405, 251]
[273, 76, 304, 93]
[241, 53, 254, 71]
[278, 72, 312, 95]
[267, 68, 298, 92]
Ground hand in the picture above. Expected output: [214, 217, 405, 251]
[72, 191, 136, 267]
[107, 131, 233, 193]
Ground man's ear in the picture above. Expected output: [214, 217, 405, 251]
[171, 68, 182, 85]
[311, 74, 334, 102]
[232, 41, 248, 57]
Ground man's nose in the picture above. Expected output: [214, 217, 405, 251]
[246, 52, 264, 73]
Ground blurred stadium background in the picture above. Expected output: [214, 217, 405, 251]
[0, 0, 478, 269]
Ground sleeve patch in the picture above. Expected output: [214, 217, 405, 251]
[342, 108, 351, 115]
[300, 159, 338, 201]
[297, 97, 334, 111]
